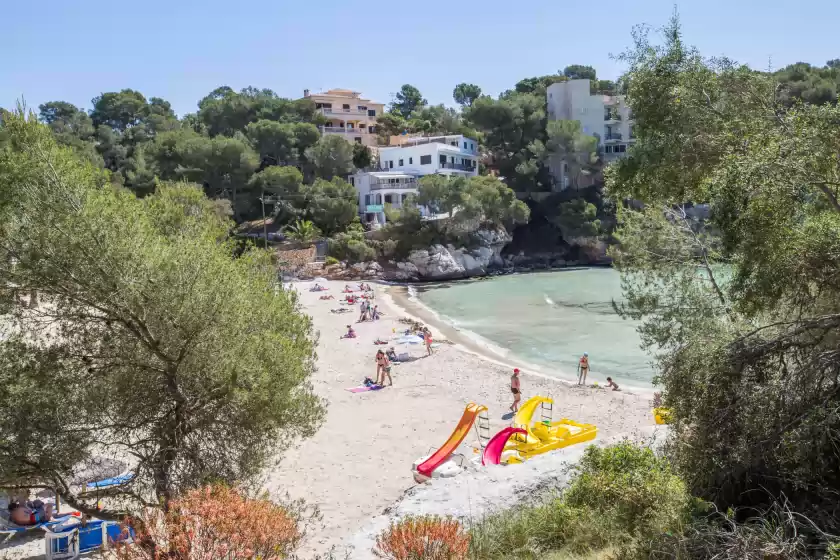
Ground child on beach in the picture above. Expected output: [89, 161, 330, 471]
[342, 325, 356, 339]
[423, 327, 433, 356]
[605, 377, 620, 391]
[510, 368, 521, 412]
[577, 352, 589, 385]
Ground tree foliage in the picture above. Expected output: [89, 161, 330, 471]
[390, 84, 427, 118]
[546, 119, 599, 189]
[0, 112, 323, 516]
[452, 83, 482, 107]
[607, 15, 840, 541]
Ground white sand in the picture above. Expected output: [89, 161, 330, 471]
[267, 280, 654, 558]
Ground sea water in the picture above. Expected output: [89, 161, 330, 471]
[413, 268, 656, 388]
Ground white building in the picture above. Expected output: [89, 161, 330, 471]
[350, 134, 479, 226]
[545, 79, 636, 189]
[378, 135, 479, 178]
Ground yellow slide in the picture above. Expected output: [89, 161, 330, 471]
[416, 403, 488, 479]
[504, 396, 596, 464]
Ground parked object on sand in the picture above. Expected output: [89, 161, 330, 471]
[412, 403, 490, 483]
[502, 395, 596, 464]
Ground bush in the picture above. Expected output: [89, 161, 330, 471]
[115, 485, 304, 559]
[325, 256, 339, 266]
[328, 231, 376, 263]
[469, 442, 692, 559]
[374, 515, 470, 560]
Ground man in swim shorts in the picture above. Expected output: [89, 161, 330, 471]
[510, 368, 521, 412]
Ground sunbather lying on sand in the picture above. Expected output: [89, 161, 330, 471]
[319, 295, 334, 300]
[331, 308, 350, 314]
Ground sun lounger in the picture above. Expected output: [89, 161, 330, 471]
[0, 513, 78, 543]
[45, 519, 133, 560]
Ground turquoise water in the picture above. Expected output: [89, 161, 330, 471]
[414, 269, 656, 388]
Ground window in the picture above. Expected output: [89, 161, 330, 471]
[399, 159, 404, 166]
[389, 160, 394, 169]
[563, 162, 569, 172]
[450, 141, 457, 147]
[420, 155, 432, 165]
[617, 144, 627, 153]
[463, 142, 467, 149]
[402, 193, 410, 203]
[368, 126, 375, 133]
[368, 109, 376, 117]
[349, 177, 355, 186]
[358, 105, 367, 111]
[354, 137, 362, 143]
[384, 194, 393, 204]
[470, 143, 474, 150]
[342, 104, 350, 110]
[605, 145, 613, 153]
[439, 154, 447, 165]
[409, 157, 413, 164]
[365, 194, 371, 205]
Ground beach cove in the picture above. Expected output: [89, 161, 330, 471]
[267, 279, 656, 557]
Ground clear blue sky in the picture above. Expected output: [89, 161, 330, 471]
[2, 0, 837, 117]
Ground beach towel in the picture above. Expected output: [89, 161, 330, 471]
[345, 385, 383, 393]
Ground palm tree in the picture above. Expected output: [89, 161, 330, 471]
[285, 220, 320, 244]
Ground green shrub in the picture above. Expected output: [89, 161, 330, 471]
[328, 232, 376, 263]
[325, 256, 339, 266]
[469, 442, 692, 559]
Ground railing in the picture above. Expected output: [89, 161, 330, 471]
[439, 162, 476, 171]
[320, 126, 369, 134]
[370, 180, 418, 191]
[604, 133, 623, 141]
[603, 112, 622, 121]
[320, 107, 373, 117]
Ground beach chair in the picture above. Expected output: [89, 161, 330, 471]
[0, 513, 78, 543]
[45, 519, 133, 560]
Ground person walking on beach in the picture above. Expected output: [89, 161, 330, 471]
[577, 352, 590, 385]
[358, 300, 369, 322]
[423, 327, 433, 356]
[510, 368, 521, 412]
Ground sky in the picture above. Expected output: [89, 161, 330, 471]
[2, 0, 838, 117]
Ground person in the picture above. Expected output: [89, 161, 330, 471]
[372, 305, 380, 320]
[605, 377, 620, 391]
[386, 347, 398, 361]
[358, 300, 368, 322]
[375, 349, 393, 386]
[577, 352, 589, 385]
[342, 325, 356, 339]
[8, 500, 55, 526]
[423, 327, 433, 356]
[510, 368, 521, 412]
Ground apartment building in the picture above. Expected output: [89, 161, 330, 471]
[378, 135, 479, 177]
[545, 79, 636, 189]
[350, 134, 479, 226]
[302, 88, 384, 147]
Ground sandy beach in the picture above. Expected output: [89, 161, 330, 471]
[268, 279, 655, 558]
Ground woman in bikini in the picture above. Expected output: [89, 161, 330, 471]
[375, 349, 392, 386]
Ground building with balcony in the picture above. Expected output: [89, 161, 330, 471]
[302, 88, 384, 147]
[545, 79, 635, 189]
[377, 134, 479, 178]
[350, 171, 424, 226]
[350, 135, 479, 226]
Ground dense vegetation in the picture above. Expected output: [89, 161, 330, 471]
[0, 112, 323, 517]
[605, 16, 840, 558]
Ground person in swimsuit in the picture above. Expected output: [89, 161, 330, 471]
[605, 377, 620, 391]
[375, 349, 392, 386]
[510, 368, 521, 412]
[423, 327, 433, 356]
[577, 352, 589, 385]
[8, 500, 55, 526]
[342, 325, 356, 339]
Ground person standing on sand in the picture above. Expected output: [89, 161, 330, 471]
[423, 327, 433, 356]
[510, 368, 521, 412]
[577, 352, 589, 385]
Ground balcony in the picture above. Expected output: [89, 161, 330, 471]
[320, 126, 370, 135]
[603, 133, 623, 141]
[319, 107, 373, 118]
[370, 179, 418, 191]
[603, 111, 622, 122]
[439, 162, 476, 171]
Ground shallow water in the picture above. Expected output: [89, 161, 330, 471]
[414, 269, 656, 388]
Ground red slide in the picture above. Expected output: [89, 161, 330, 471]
[482, 427, 527, 466]
[417, 403, 487, 479]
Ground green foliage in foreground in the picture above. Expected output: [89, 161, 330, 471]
[0, 111, 324, 517]
[469, 443, 691, 559]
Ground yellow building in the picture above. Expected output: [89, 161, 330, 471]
[302, 88, 384, 147]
